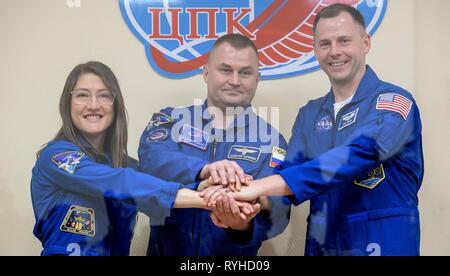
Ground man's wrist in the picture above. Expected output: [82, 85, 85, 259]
[225, 221, 254, 245]
[230, 222, 252, 231]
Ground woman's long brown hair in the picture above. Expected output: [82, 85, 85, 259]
[38, 61, 129, 168]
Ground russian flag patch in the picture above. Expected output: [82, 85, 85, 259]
[269, 146, 286, 168]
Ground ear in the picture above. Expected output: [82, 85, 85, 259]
[364, 34, 371, 55]
[256, 71, 261, 86]
[202, 65, 209, 83]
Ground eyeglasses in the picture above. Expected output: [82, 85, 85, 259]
[70, 89, 115, 106]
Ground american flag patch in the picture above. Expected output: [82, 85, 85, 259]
[376, 93, 413, 120]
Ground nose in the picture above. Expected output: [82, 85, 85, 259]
[86, 95, 101, 109]
[330, 42, 342, 57]
[228, 71, 240, 86]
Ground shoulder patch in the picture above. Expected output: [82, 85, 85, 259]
[146, 127, 169, 143]
[52, 151, 85, 174]
[269, 146, 286, 168]
[354, 164, 385, 189]
[228, 145, 261, 163]
[146, 112, 174, 131]
[376, 93, 412, 120]
[60, 205, 95, 237]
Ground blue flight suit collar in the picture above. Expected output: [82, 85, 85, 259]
[77, 135, 113, 165]
[321, 65, 381, 111]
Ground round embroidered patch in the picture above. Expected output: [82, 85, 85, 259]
[146, 127, 169, 143]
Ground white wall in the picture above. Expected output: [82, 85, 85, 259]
[0, 0, 448, 255]
[413, 0, 450, 256]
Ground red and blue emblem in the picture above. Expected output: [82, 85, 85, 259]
[179, 124, 210, 150]
[119, 0, 387, 80]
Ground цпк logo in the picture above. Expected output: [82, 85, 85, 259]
[119, 0, 387, 80]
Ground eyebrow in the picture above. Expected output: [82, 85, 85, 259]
[217, 63, 232, 68]
[316, 35, 352, 42]
[217, 63, 255, 71]
[74, 88, 109, 92]
[315, 38, 329, 43]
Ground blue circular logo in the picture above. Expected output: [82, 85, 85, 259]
[120, 0, 387, 79]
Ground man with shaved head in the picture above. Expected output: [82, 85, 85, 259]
[138, 34, 291, 256]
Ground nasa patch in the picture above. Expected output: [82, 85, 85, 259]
[315, 116, 333, 133]
[119, 0, 387, 80]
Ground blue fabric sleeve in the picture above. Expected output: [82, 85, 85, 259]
[36, 140, 183, 225]
[280, 107, 308, 204]
[279, 95, 421, 206]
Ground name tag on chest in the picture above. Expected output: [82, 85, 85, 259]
[338, 108, 359, 131]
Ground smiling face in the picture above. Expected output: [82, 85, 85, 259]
[203, 42, 260, 111]
[314, 11, 371, 88]
[70, 73, 114, 144]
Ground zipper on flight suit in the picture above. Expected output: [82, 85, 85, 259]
[329, 102, 355, 254]
[194, 128, 218, 256]
[208, 128, 218, 162]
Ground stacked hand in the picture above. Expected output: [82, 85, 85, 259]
[199, 160, 247, 192]
[198, 160, 259, 230]
[210, 194, 260, 230]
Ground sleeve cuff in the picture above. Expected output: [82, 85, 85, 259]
[278, 170, 304, 206]
[224, 221, 255, 246]
[185, 181, 201, 191]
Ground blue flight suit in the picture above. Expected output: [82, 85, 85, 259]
[279, 66, 424, 256]
[31, 139, 188, 256]
[138, 101, 291, 256]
